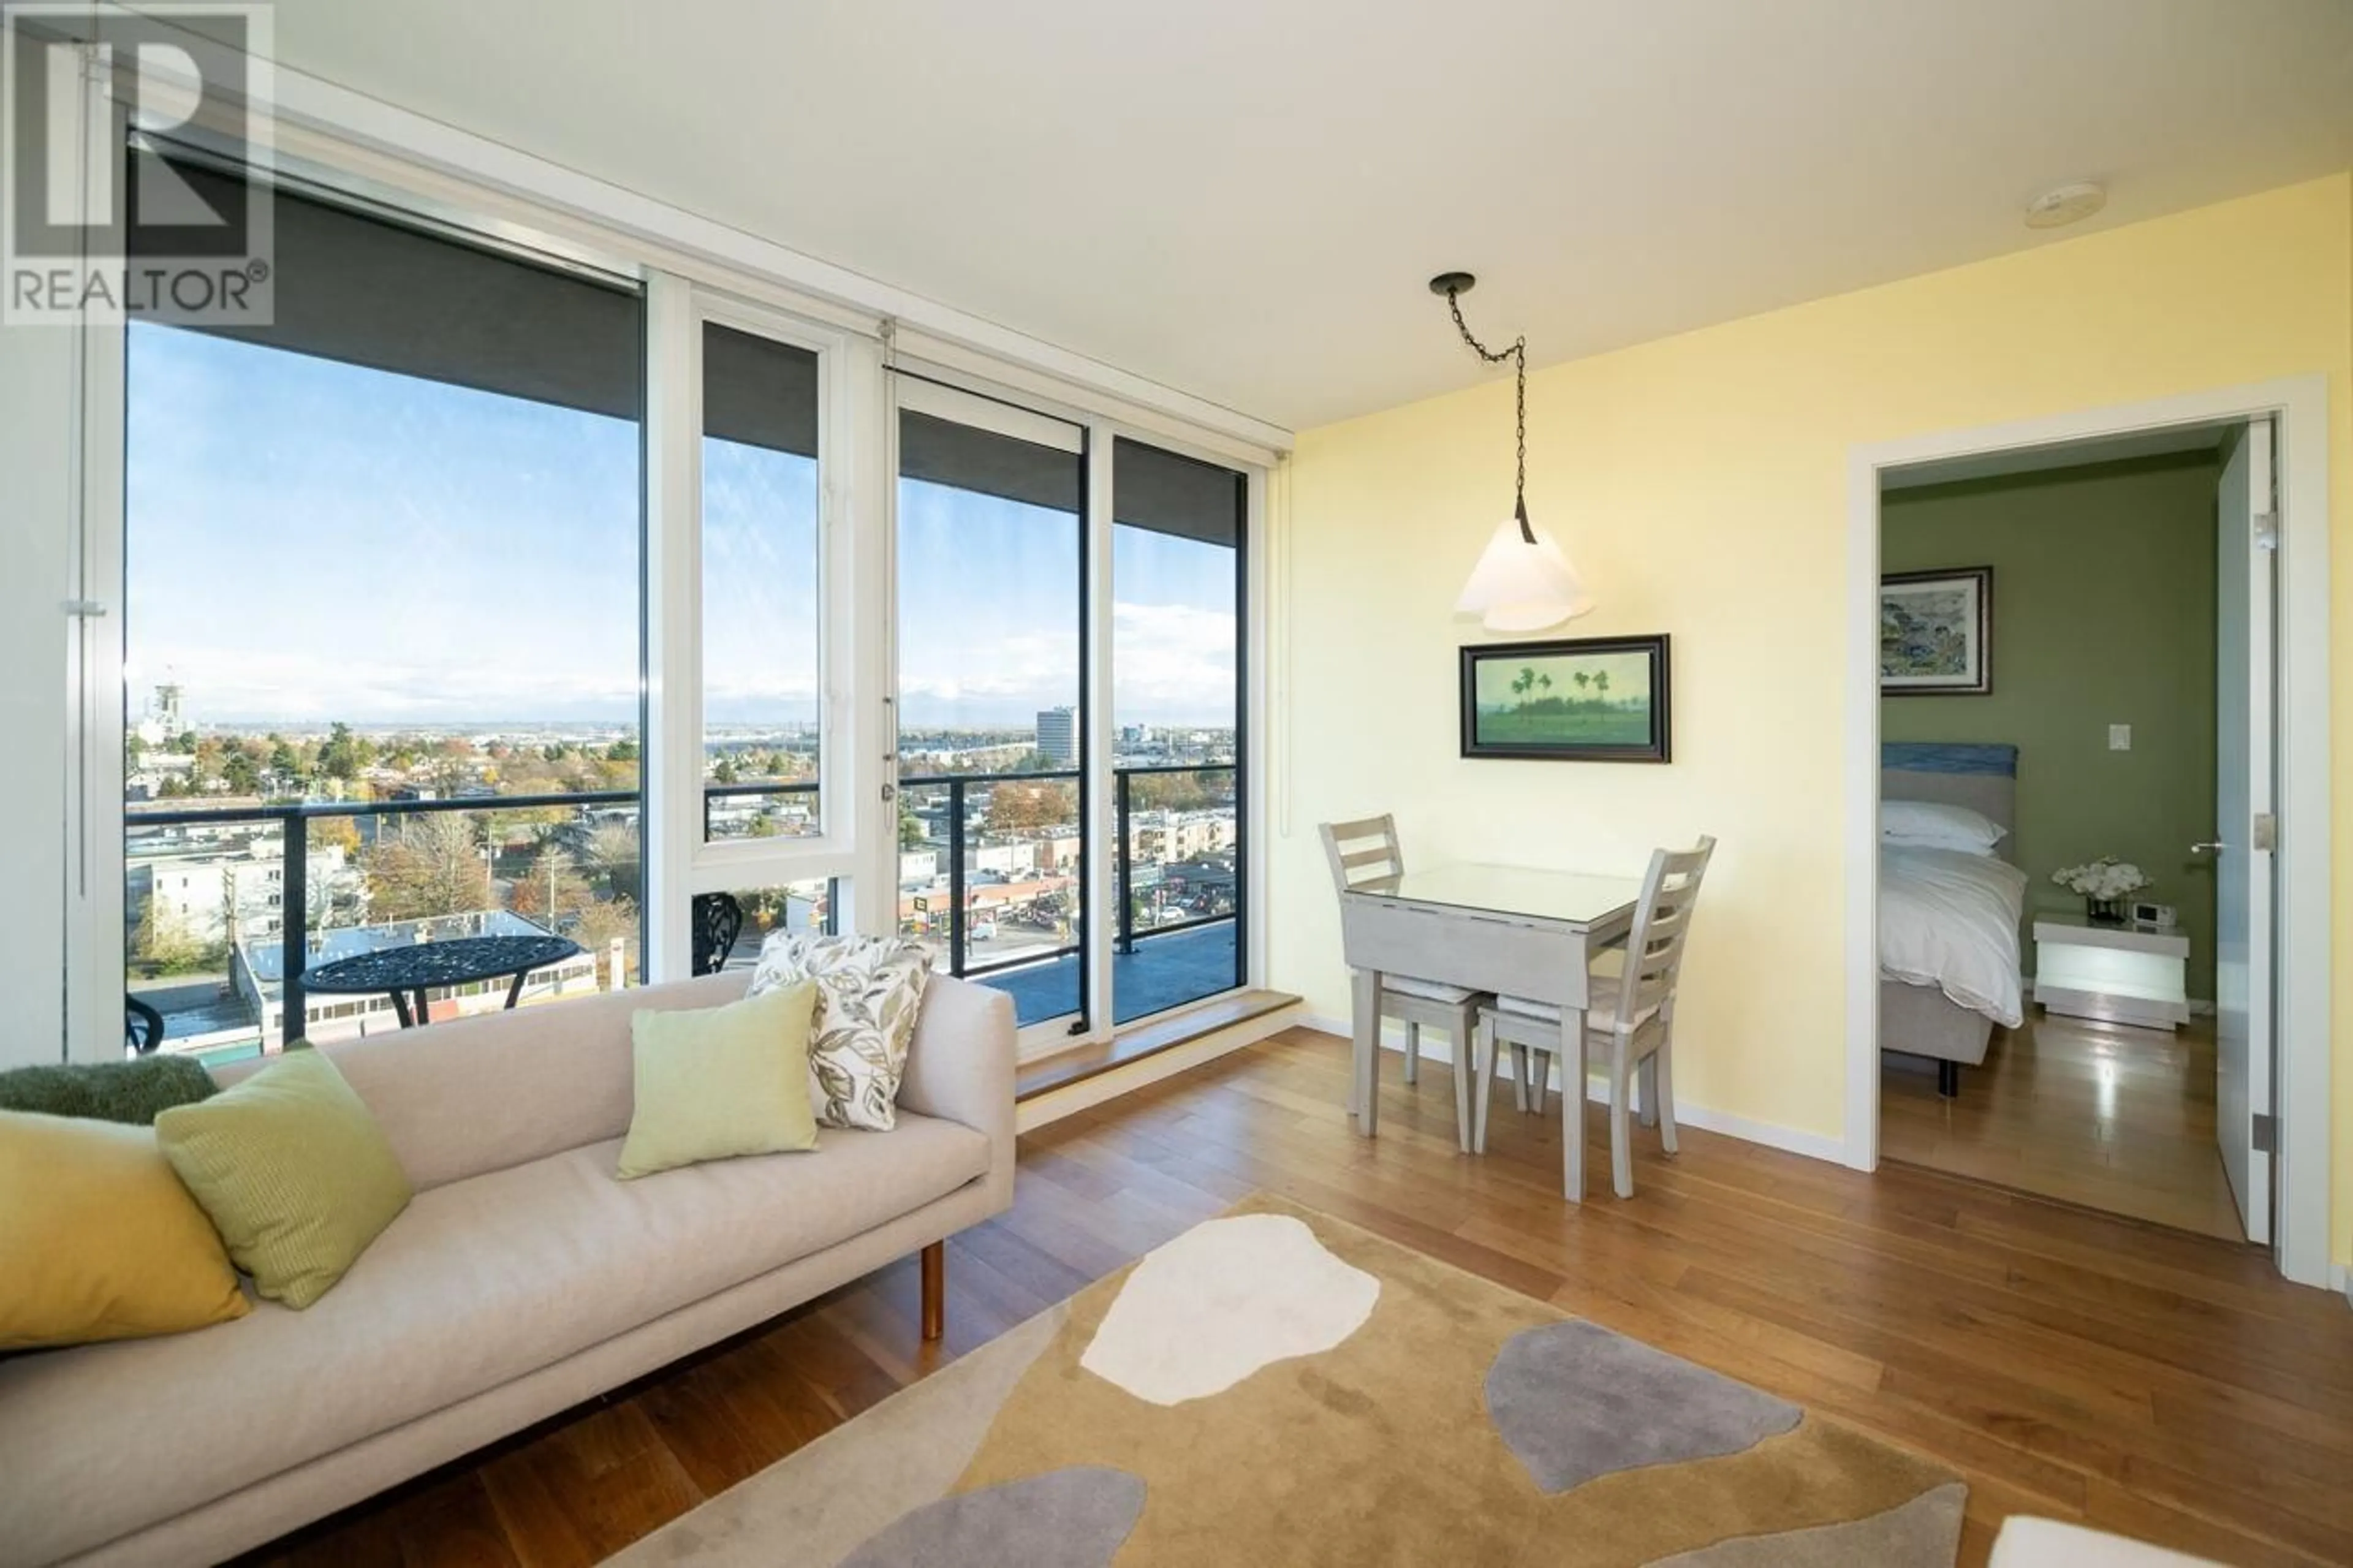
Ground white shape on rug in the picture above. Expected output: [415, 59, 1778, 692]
[1078, 1213, 1379, 1406]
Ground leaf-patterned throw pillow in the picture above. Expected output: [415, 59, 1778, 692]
[747, 933, 933, 1131]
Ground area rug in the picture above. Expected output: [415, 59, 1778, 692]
[608, 1195, 1964, 1567]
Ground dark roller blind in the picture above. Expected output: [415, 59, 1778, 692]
[703, 322, 818, 457]
[135, 158, 644, 422]
[900, 408, 1082, 515]
[1115, 437, 1243, 548]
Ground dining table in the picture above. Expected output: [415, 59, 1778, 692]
[1338, 861, 1644, 1200]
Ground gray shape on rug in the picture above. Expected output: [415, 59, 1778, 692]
[1646, 1482, 1969, 1566]
[837, 1467, 1146, 1568]
[601, 1303, 1069, 1568]
[1486, 1319, 1801, 1493]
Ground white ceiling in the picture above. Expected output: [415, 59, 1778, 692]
[238, 0, 2353, 431]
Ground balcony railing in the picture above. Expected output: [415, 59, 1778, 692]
[127, 761, 1239, 1050]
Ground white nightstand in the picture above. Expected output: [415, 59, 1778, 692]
[2032, 915, 2191, 1030]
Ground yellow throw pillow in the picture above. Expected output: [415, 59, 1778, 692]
[155, 1049, 412, 1309]
[0, 1110, 251, 1349]
[618, 982, 820, 1180]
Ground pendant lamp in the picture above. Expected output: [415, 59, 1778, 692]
[1432, 272, 1593, 632]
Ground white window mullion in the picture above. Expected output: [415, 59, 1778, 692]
[1082, 422, 1118, 1040]
[642, 271, 701, 983]
[846, 331, 895, 936]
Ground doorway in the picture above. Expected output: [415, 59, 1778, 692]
[1841, 381, 2332, 1288]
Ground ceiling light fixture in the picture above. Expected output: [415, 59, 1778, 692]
[1431, 271, 1594, 632]
[2024, 181, 2106, 230]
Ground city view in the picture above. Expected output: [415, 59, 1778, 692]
[123, 273, 1241, 1056]
[126, 687, 1239, 1054]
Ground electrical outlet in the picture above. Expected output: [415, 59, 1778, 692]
[2109, 724, 2131, 751]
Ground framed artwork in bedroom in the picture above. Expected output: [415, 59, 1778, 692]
[1459, 635, 1671, 762]
[1881, 567, 1992, 695]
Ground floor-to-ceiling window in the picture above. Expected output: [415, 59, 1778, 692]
[60, 124, 1262, 1071]
[893, 381, 1088, 1029]
[122, 162, 645, 1056]
[1110, 438, 1247, 1023]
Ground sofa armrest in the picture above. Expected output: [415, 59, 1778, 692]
[897, 974, 1017, 1211]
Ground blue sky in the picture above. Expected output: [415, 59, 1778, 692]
[126, 326, 1237, 731]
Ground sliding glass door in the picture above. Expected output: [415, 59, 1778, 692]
[893, 379, 1089, 1029]
[1110, 439, 1247, 1022]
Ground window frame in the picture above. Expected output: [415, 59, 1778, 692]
[52, 91, 1268, 1067]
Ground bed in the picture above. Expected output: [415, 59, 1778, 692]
[1880, 742, 2029, 1096]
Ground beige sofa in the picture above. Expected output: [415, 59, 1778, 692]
[0, 969, 1017, 1568]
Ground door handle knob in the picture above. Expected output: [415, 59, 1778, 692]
[2190, 841, 2225, 855]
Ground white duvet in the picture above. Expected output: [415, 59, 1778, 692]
[1879, 844, 2028, 1028]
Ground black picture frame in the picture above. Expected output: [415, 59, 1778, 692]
[1880, 566, 1993, 697]
[1459, 635, 1672, 762]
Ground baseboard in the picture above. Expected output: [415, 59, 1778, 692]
[1015, 1001, 1305, 1134]
[1295, 1015, 1846, 1168]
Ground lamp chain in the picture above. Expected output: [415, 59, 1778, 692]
[1444, 288, 1533, 543]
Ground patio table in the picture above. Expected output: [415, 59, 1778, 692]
[301, 934, 585, 1029]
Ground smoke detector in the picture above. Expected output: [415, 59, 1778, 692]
[2025, 182, 2107, 230]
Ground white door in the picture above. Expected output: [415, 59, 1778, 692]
[2211, 417, 2276, 1244]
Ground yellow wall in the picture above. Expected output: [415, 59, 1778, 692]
[1273, 175, 2353, 1265]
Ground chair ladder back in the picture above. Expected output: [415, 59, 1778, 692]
[1615, 836, 1716, 1031]
[1319, 814, 1404, 895]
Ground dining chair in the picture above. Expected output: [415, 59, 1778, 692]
[1319, 815, 1491, 1151]
[1472, 836, 1716, 1197]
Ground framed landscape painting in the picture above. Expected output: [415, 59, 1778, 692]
[1460, 635, 1671, 762]
[1881, 567, 1992, 695]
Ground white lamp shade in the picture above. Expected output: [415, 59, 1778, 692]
[1455, 518, 1595, 632]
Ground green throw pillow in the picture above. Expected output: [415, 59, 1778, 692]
[617, 982, 820, 1180]
[0, 1055, 218, 1126]
[155, 1050, 412, 1309]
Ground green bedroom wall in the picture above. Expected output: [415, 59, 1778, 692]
[1882, 453, 2222, 997]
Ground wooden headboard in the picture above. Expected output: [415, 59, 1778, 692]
[1881, 742, 2018, 862]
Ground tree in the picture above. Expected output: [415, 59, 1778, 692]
[572, 896, 640, 989]
[311, 816, 362, 857]
[899, 801, 928, 849]
[987, 781, 1077, 833]
[365, 812, 492, 923]
[584, 822, 642, 902]
[268, 740, 303, 781]
[508, 844, 592, 923]
[1512, 667, 1536, 706]
[1593, 670, 1611, 703]
[132, 895, 211, 972]
[1573, 670, 1591, 702]
[1536, 672, 1553, 702]
[221, 749, 261, 795]
[711, 755, 740, 786]
[604, 737, 640, 763]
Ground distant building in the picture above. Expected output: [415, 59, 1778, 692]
[1034, 706, 1078, 764]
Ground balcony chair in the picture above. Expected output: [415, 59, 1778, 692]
[126, 996, 165, 1058]
[1319, 814, 1491, 1151]
[1472, 836, 1715, 1198]
[690, 892, 746, 976]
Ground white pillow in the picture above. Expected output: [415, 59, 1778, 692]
[1881, 798, 2006, 852]
[748, 933, 933, 1131]
[1882, 831, 1997, 858]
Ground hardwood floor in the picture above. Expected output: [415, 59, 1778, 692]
[1882, 1010, 2246, 1241]
[244, 1028, 2353, 1568]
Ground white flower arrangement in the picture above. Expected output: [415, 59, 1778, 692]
[2052, 857, 2151, 900]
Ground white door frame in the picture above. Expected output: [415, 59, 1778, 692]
[1842, 375, 2332, 1289]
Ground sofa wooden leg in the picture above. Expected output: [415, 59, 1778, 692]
[920, 1241, 944, 1341]
[1937, 1060, 1960, 1099]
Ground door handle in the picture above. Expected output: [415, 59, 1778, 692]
[2190, 841, 2225, 856]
